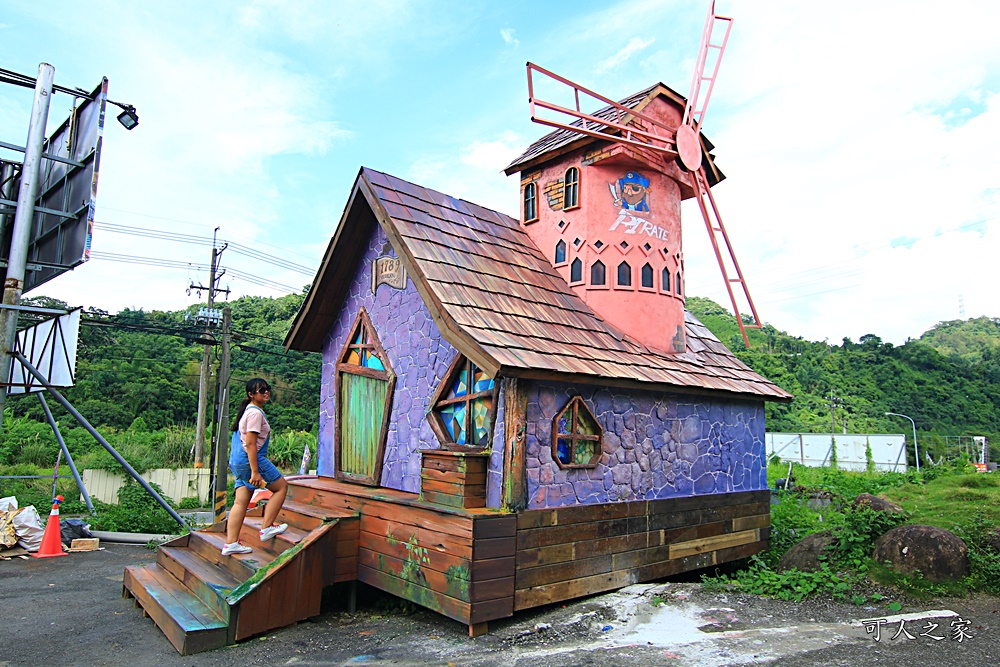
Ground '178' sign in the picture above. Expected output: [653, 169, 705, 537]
[372, 256, 406, 293]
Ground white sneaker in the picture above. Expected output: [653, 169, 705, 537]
[259, 523, 288, 541]
[221, 541, 252, 556]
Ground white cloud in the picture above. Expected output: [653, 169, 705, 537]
[500, 28, 519, 48]
[595, 37, 656, 75]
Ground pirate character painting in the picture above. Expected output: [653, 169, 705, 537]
[609, 171, 667, 239]
[612, 171, 650, 212]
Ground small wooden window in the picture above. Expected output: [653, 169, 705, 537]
[555, 239, 567, 264]
[617, 261, 631, 287]
[641, 263, 654, 288]
[563, 167, 579, 210]
[552, 396, 602, 469]
[523, 182, 538, 222]
[428, 355, 498, 449]
[591, 260, 606, 286]
[570, 258, 583, 283]
[662, 267, 671, 292]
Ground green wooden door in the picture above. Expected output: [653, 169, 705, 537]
[338, 371, 389, 484]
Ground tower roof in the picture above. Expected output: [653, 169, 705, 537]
[503, 82, 724, 187]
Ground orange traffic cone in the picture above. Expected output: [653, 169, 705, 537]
[32, 495, 68, 559]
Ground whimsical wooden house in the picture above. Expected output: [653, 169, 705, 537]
[122, 81, 790, 654]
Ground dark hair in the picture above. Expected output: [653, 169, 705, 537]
[231, 377, 272, 431]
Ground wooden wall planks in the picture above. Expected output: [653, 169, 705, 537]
[513, 491, 769, 611]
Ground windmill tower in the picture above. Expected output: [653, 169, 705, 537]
[504, 2, 760, 352]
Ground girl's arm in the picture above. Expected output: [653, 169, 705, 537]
[244, 431, 264, 487]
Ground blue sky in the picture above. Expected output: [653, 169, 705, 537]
[1, 0, 998, 345]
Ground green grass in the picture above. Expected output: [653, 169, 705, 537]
[881, 473, 1000, 529]
[704, 461, 1000, 601]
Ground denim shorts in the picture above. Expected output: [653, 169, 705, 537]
[231, 457, 282, 490]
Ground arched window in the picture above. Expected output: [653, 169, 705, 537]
[641, 263, 654, 288]
[617, 261, 631, 287]
[662, 267, 670, 292]
[428, 355, 498, 449]
[523, 182, 537, 222]
[590, 260, 606, 286]
[563, 167, 579, 209]
[552, 396, 602, 468]
[555, 239, 567, 264]
[570, 258, 583, 283]
[676, 271, 682, 295]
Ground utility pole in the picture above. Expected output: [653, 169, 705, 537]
[191, 228, 229, 467]
[0, 64, 54, 425]
[212, 306, 232, 522]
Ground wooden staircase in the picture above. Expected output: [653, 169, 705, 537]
[123, 490, 359, 655]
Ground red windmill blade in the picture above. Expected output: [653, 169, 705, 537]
[679, 3, 762, 348]
[523, 1, 762, 348]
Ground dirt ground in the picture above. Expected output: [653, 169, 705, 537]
[2, 543, 999, 667]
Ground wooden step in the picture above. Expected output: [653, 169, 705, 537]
[271, 499, 355, 531]
[123, 564, 228, 655]
[157, 546, 240, 621]
[241, 516, 308, 556]
[188, 530, 275, 581]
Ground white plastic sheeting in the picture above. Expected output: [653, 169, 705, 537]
[766, 432, 908, 472]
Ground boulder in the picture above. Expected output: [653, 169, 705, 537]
[872, 524, 969, 582]
[985, 528, 1000, 555]
[777, 530, 835, 572]
[852, 493, 905, 518]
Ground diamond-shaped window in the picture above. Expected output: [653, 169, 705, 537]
[429, 355, 497, 449]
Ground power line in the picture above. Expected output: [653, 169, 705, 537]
[89, 251, 301, 293]
[96, 205, 320, 265]
[95, 221, 316, 275]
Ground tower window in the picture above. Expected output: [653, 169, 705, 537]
[617, 261, 631, 287]
[563, 167, 579, 209]
[662, 267, 670, 292]
[523, 182, 537, 222]
[641, 263, 653, 288]
[676, 271, 683, 295]
[555, 239, 567, 264]
[570, 258, 583, 283]
[591, 261, 606, 286]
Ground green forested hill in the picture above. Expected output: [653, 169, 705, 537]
[6, 293, 998, 465]
[8, 293, 321, 434]
[919, 316, 1000, 363]
[686, 297, 1000, 460]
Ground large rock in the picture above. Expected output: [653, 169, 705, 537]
[852, 493, 905, 518]
[872, 524, 969, 582]
[986, 529, 1000, 555]
[777, 531, 835, 572]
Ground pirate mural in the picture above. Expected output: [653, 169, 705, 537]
[609, 171, 669, 240]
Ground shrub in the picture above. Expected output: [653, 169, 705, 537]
[267, 430, 317, 472]
[90, 481, 188, 535]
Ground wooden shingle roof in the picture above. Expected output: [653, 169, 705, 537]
[286, 168, 791, 402]
[503, 82, 724, 188]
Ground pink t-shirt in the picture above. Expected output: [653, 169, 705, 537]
[239, 406, 271, 453]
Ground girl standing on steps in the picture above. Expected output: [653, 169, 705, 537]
[222, 377, 289, 556]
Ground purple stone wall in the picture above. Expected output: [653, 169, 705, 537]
[319, 222, 505, 503]
[523, 380, 766, 509]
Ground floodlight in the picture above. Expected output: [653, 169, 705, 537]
[116, 105, 139, 130]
